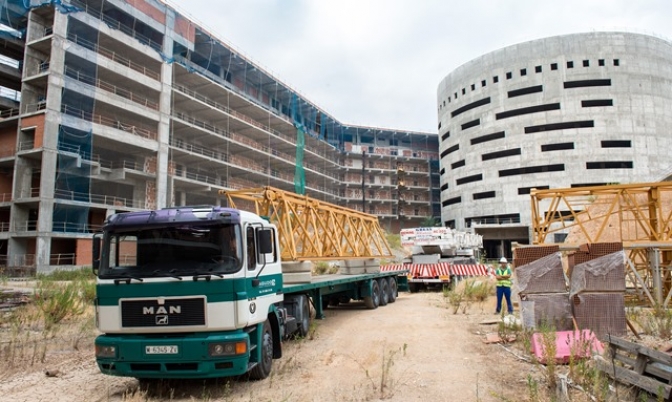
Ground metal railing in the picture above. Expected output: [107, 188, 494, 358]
[61, 104, 157, 140]
[0, 108, 19, 119]
[0, 193, 11, 203]
[466, 216, 522, 227]
[52, 221, 102, 233]
[0, 221, 9, 231]
[22, 101, 46, 114]
[53, 188, 143, 209]
[69, 0, 163, 51]
[172, 112, 339, 181]
[50, 253, 76, 266]
[172, 84, 336, 161]
[64, 66, 159, 110]
[13, 220, 38, 231]
[66, 32, 160, 81]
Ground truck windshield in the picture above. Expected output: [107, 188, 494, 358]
[99, 223, 243, 278]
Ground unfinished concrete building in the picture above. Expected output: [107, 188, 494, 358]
[0, 0, 440, 273]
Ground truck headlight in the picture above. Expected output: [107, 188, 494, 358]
[95, 345, 116, 358]
[208, 341, 247, 357]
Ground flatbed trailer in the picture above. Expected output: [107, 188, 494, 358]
[284, 272, 409, 319]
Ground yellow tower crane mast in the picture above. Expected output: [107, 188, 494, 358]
[221, 187, 393, 262]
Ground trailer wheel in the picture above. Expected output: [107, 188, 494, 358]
[364, 280, 380, 309]
[249, 320, 273, 380]
[387, 278, 398, 303]
[378, 278, 389, 306]
[298, 296, 310, 338]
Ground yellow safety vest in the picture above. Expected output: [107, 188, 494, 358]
[496, 267, 512, 287]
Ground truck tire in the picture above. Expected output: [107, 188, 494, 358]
[249, 320, 273, 380]
[363, 279, 380, 309]
[298, 296, 310, 338]
[387, 277, 398, 303]
[378, 278, 389, 306]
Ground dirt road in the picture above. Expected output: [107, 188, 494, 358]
[0, 292, 528, 402]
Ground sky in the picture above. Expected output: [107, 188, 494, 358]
[166, 0, 672, 134]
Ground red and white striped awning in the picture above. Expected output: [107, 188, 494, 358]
[450, 264, 490, 277]
[380, 263, 490, 277]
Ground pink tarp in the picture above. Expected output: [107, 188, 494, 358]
[531, 329, 604, 364]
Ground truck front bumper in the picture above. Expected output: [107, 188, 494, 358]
[95, 331, 250, 379]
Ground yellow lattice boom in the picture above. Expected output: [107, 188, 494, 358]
[531, 182, 672, 305]
[220, 187, 393, 261]
[530, 182, 672, 245]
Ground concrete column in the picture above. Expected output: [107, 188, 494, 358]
[155, 12, 175, 209]
[33, 10, 67, 272]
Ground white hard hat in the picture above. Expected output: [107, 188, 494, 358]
[499, 257, 508, 263]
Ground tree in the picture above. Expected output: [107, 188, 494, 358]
[419, 216, 440, 227]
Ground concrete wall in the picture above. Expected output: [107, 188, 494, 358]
[437, 32, 672, 230]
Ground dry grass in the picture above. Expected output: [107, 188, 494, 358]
[0, 279, 97, 379]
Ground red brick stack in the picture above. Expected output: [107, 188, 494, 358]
[513, 245, 560, 268]
[514, 247, 573, 331]
[569, 243, 626, 339]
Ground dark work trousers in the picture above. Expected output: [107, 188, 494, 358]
[496, 286, 513, 314]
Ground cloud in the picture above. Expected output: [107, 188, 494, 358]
[166, 0, 672, 133]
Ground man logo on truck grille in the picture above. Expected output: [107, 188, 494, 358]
[156, 315, 169, 325]
[143, 306, 181, 315]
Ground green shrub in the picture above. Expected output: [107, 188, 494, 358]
[37, 268, 94, 281]
[33, 281, 85, 329]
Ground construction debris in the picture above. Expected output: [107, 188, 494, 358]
[597, 336, 672, 400]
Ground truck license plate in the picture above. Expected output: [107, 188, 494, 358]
[145, 345, 178, 354]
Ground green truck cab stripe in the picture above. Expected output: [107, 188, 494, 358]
[96, 273, 284, 305]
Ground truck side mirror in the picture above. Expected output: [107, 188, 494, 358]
[257, 229, 273, 254]
[92, 234, 101, 274]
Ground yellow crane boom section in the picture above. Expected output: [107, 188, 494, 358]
[220, 187, 394, 262]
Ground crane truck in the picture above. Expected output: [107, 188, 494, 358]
[93, 187, 407, 380]
[399, 227, 485, 291]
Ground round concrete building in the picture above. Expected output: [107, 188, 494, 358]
[437, 31, 672, 258]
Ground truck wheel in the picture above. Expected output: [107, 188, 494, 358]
[298, 296, 310, 337]
[364, 280, 380, 309]
[249, 320, 273, 380]
[387, 278, 397, 303]
[378, 278, 389, 306]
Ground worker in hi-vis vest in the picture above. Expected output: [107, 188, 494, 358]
[495, 257, 513, 315]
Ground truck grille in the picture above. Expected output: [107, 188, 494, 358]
[121, 297, 206, 327]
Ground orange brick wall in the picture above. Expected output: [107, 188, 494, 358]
[0, 173, 12, 195]
[174, 14, 195, 43]
[0, 125, 16, 155]
[76, 239, 93, 266]
[127, 0, 165, 24]
[21, 115, 45, 148]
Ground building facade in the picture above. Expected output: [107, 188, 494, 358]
[437, 32, 672, 258]
[0, 0, 439, 273]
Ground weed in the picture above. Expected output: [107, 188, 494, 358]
[37, 267, 94, 281]
[629, 306, 672, 339]
[354, 344, 408, 400]
[33, 280, 85, 329]
[385, 233, 401, 250]
[526, 374, 539, 401]
[443, 278, 493, 314]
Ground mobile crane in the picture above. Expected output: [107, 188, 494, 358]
[93, 187, 407, 380]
